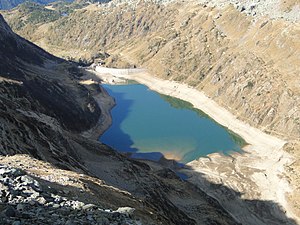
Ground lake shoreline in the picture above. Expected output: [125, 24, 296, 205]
[89, 66, 297, 224]
[79, 72, 116, 140]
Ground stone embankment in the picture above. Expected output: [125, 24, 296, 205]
[95, 66, 146, 76]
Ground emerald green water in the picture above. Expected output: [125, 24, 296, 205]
[100, 83, 243, 163]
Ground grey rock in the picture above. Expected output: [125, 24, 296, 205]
[1, 196, 8, 203]
[28, 200, 36, 206]
[59, 202, 65, 207]
[3, 177, 10, 185]
[71, 201, 84, 210]
[53, 196, 63, 203]
[65, 219, 79, 225]
[51, 213, 59, 220]
[20, 175, 34, 184]
[12, 221, 21, 225]
[32, 180, 42, 191]
[20, 213, 31, 219]
[58, 208, 70, 216]
[11, 168, 25, 177]
[87, 215, 94, 221]
[65, 219, 76, 225]
[116, 207, 135, 216]
[31, 191, 40, 199]
[82, 203, 95, 210]
[0, 183, 8, 192]
[0, 167, 10, 175]
[96, 217, 110, 225]
[63, 190, 70, 195]
[5, 206, 16, 217]
[52, 203, 60, 209]
[16, 203, 25, 212]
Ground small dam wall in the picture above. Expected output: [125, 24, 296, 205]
[95, 66, 146, 76]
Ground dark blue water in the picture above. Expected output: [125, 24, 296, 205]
[100, 83, 243, 163]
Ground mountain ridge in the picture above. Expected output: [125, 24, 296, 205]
[0, 0, 57, 10]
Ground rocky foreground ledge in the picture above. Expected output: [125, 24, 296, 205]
[0, 163, 137, 225]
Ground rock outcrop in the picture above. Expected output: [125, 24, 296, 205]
[0, 164, 138, 225]
[0, 13, 102, 164]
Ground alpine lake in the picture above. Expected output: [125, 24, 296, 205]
[100, 83, 245, 164]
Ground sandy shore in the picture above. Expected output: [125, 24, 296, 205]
[89, 67, 297, 224]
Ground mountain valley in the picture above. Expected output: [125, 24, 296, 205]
[1, 0, 300, 224]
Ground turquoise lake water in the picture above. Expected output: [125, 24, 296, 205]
[100, 83, 243, 163]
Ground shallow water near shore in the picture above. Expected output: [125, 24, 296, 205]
[100, 83, 243, 163]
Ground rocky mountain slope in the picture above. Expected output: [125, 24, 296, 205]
[4, 0, 299, 218]
[0, 0, 58, 10]
[0, 0, 113, 10]
[0, 13, 245, 224]
[0, 159, 138, 225]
